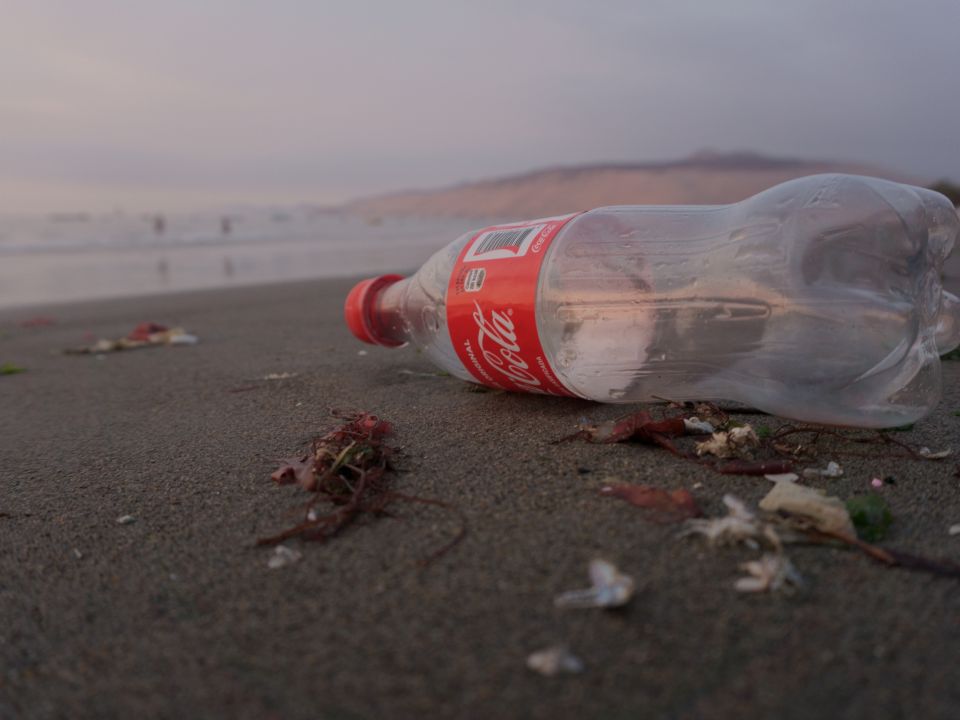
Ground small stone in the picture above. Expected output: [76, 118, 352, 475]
[116, 515, 136, 525]
[948, 524, 960, 536]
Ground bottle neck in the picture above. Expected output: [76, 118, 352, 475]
[369, 277, 410, 346]
[344, 274, 408, 347]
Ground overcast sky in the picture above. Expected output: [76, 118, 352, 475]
[2, 0, 958, 212]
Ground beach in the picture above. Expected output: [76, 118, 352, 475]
[2, 277, 960, 720]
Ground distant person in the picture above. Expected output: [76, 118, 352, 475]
[153, 214, 166, 235]
[220, 216, 232, 236]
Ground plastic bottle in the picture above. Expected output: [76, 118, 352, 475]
[345, 174, 960, 428]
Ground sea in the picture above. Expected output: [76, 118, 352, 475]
[0, 209, 490, 309]
[3, 207, 958, 310]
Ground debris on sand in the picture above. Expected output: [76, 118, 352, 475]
[64, 322, 198, 354]
[696, 425, 760, 460]
[681, 486, 960, 586]
[683, 417, 715, 434]
[267, 544, 302, 569]
[764, 472, 799, 483]
[681, 495, 780, 550]
[560, 410, 687, 455]
[802, 461, 844, 480]
[115, 515, 136, 525]
[599, 484, 702, 523]
[526, 645, 585, 676]
[735, 553, 804, 594]
[263, 372, 298, 380]
[554, 559, 635, 609]
[716, 459, 794, 476]
[917, 447, 952, 460]
[1, 363, 27, 376]
[260, 412, 465, 566]
[759, 480, 856, 537]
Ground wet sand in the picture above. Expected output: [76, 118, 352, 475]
[2, 278, 959, 719]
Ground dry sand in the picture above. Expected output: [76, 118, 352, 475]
[2, 278, 959, 719]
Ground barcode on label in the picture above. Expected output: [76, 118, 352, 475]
[476, 227, 534, 254]
[464, 224, 546, 262]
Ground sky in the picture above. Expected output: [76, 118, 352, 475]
[2, 0, 959, 212]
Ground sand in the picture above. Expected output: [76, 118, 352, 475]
[2, 278, 959, 719]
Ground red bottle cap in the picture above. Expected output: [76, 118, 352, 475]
[344, 274, 405, 346]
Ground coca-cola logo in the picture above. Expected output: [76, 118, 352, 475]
[530, 224, 551, 253]
[472, 301, 542, 391]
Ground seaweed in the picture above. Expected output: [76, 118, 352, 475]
[258, 411, 465, 566]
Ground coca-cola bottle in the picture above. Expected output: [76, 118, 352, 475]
[345, 174, 960, 428]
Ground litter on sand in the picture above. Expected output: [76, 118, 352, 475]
[64, 322, 198, 354]
[554, 559, 635, 609]
[115, 515, 136, 525]
[759, 480, 856, 537]
[735, 553, 804, 594]
[526, 646, 585, 676]
[695, 425, 760, 460]
[267, 544, 303, 569]
[764, 472, 800, 483]
[682, 487, 960, 584]
[683, 417, 715, 434]
[949, 524, 960, 536]
[918, 447, 952, 460]
[802, 461, 844, 480]
[681, 494, 780, 550]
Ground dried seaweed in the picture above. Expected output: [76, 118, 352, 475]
[716, 459, 794, 475]
[557, 410, 687, 456]
[258, 411, 465, 566]
[796, 524, 960, 580]
[562, 409, 948, 479]
[600, 483, 703, 523]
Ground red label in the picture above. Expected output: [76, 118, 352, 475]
[446, 213, 582, 396]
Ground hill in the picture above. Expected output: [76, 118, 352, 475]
[344, 151, 916, 219]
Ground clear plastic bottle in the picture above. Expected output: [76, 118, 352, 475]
[345, 174, 960, 428]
